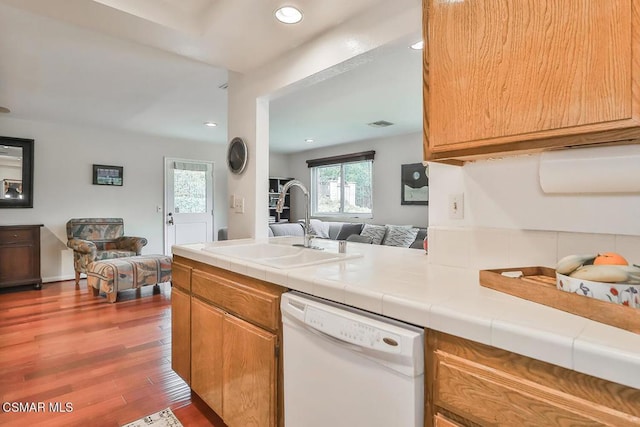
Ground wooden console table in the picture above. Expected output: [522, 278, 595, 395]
[0, 224, 43, 290]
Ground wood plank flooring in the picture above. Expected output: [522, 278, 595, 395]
[0, 280, 226, 427]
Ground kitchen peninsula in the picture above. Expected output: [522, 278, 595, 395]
[172, 236, 640, 427]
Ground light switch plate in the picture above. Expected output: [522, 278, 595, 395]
[449, 193, 464, 219]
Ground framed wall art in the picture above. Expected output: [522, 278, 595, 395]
[401, 163, 429, 205]
[93, 164, 123, 186]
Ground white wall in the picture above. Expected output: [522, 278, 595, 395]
[287, 132, 427, 227]
[0, 117, 228, 282]
[428, 154, 640, 236]
[269, 152, 291, 179]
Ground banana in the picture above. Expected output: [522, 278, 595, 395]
[568, 264, 636, 283]
[556, 254, 596, 275]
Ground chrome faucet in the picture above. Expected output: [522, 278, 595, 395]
[276, 180, 321, 249]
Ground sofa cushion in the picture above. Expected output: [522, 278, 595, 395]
[383, 225, 419, 248]
[336, 223, 364, 240]
[269, 222, 304, 237]
[360, 224, 387, 245]
[309, 219, 330, 238]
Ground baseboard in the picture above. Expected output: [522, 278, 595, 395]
[43, 274, 80, 283]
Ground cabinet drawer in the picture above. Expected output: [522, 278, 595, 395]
[434, 353, 640, 427]
[192, 270, 280, 331]
[0, 228, 34, 244]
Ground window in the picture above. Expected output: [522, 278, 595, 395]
[173, 162, 207, 214]
[307, 151, 374, 217]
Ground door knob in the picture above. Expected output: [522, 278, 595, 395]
[167, 212, 174, 225]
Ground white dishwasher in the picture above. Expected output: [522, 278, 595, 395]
[281, 291, 424, 427]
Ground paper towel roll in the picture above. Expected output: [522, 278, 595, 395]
[539, 145, 640, 193]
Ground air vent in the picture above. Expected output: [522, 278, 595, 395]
[368, 120, 394, 128]
[218, 83, 229, 90]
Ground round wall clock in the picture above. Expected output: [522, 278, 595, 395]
[227, 137, 248, 174]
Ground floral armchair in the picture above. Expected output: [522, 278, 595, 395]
[66, 218, 148, 285]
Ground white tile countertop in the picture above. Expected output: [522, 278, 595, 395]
[172, 236, 640, 390]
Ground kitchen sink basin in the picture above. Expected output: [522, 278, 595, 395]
[203, 243, 301, 259]
[202, 242, 361, 269]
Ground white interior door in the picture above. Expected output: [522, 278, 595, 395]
[164, 158, 214, 255]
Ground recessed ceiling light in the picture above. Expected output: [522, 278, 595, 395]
[0, 106, 10, 114]
[305, 139, 314, 143]
[410, 40, 424, 50]
[204, 121, 217, 127]
[275, 6, 303, 24]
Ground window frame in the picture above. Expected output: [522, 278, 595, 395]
[307, 151, 375, 219]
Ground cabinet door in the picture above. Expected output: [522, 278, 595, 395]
[191, 298, 224, 415]
[223, 314, 277, 427]
[171, 286, 191, 385]
[424, 0, 639, 160]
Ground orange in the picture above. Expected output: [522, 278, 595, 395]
[593, 252, 628, 266]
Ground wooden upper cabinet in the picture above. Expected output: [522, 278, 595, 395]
[423, 0, 640, 161]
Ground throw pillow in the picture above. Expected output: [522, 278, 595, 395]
[308, 219, 330, 238]
[383, 225, 419, 248]
[336, 223, 364, 240]
[360, 224, 387, 245]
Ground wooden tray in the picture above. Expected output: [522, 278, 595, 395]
[479, 266, 640, 335]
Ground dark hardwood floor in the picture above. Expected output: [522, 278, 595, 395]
[0, 280, 226, 427]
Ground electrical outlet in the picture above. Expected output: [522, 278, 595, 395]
[449, 193, 464, 219]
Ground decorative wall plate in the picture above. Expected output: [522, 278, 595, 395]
[227, 137, 248, 174]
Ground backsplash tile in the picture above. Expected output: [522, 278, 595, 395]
[614, 235, 640, 265]
[557, 232, 616, 259]
[508, 230, 558, 268]
[429, 226, 638, 269]
[428, 227, 470, 267]
[467, 228, 509, 269]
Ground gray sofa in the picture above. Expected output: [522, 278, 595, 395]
[268, 219, 427, 250]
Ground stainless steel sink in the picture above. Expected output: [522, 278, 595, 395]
[202, 242, 361, 269]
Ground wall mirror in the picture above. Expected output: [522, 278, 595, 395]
[0, 136, 34, 208]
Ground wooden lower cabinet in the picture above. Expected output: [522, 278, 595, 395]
[426, 330, 640, 427]
[171, 262, 192, 385]
[0, 224, 43, 289]
[171, 255, 285, 427]
[191, 298, 224, 414]
[171, 286, 191, 385]
[191, 297, 278, 426]
[222, 314, 277, 427]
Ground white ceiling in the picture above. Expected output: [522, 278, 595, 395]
[0, 0, 422, 152]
